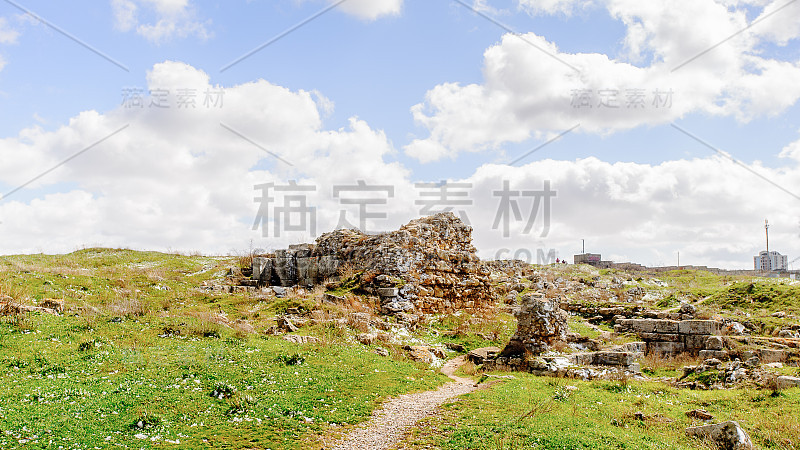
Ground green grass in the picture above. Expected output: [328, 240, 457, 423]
[400, 374, 800, 450]
[0, 312, 444, 449]
[706, 281, 800, 313]
[0, 249, 448, 449]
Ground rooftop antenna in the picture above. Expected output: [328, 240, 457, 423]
[765, 219, 770, 254]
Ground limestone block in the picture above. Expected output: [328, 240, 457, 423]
[679, 320, 721, 335]
[759, 348, 787, 363]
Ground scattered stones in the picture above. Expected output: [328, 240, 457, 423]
[685, 421, 753, 450]
[283, 335, 320, 345]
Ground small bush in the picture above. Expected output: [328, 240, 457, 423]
[210, 383, 237, 399]
[274, 353, 305, 366]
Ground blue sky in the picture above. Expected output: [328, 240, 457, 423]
[1, 0, 799, 268]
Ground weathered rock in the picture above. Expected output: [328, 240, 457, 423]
[276, 317, 299, 333]
[467, 347, 501, 365]
[705, 336, 724, 350]
[777, 376, 800, 390]
[679, 320, 720, 335]
[407, 346, 435, 364]
[699, 350, 729, 361]
[759, 348, 787, 363]
[744, 356, 760, 368]
[647, 341, 686, 356]
[500, 295, 568, 356]
[374, 347, 390, 357]
[357, 333, 377, 345]
[680, 303, 697, 315]
[686, 409, 714, 421]
[685, 421, 753, 450]
[38, 298, 64, 313]
[444, 342, 466, 352]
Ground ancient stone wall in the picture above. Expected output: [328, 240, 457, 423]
[252, 213, 496, 315]
[615, 319, 726, 357]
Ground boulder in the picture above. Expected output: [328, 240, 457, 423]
[407, 346, 435, 364]
[686, 421, 753, 450]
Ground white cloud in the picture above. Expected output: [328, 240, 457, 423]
[1, 61, 798, 269]
[111, 0, 210, 43]
[0, 17, 20, 44]
[751, 0, 800, 46]
[334, 0, 403, 20]
[407, 0, 800, 162]
[518, 0, 592, 16]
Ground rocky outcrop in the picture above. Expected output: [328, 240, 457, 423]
[252, 213, 496, 315]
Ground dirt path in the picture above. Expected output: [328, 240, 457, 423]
[328, 356, 476, 450]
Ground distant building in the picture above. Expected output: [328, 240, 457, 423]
[574, 253, 602, 265]
[754, 250, 788, 271]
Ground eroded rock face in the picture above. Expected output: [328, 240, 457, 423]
[253, 213, 496, 315]
[500, 294, 568, 357]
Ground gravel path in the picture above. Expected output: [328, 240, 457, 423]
[329, 356, 476, 450]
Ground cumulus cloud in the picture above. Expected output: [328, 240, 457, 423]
[1, 61, 798, 269]
[333, 0, 403, 20]
[111, 0, 210, 43]
[407, 0, 800, 162]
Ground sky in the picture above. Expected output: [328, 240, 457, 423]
[0, 0, 799, 269]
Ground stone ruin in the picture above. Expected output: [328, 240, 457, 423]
[251, 213, 496, 315]
[498, 294, 569, 357]
[483, 294, 646, 377]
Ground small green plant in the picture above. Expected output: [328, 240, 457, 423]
[132, 412, 161, 430]
[210, 382, 237, 399]
[274, 353, 306, 366]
